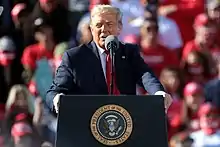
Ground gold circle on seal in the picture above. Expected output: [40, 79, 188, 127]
[90, 104, 133, 146]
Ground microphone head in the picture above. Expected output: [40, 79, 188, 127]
[104, 35, 119, 51]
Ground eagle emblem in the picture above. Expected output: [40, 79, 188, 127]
[90, 104, 133, 146]
[103, 115, 122, 137]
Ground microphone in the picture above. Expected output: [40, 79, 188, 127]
[104, 35, 119, 53]
[104, 35, 119, 95]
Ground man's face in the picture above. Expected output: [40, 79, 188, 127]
[208, 6, 220, 25]
[140, 22, 158, 44]
[195, 25, 217, 45]
[35, 26, 53, 43]
[90, 12, 121, 48]
[185, 93, 203, 108]
[200, 113, 220, 130]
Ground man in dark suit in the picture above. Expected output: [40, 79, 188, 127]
[46, 4, 173, 113]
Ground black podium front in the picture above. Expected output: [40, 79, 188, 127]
[56, 95, 169, 147]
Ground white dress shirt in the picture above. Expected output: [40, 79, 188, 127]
[92, 43, 107, 80]
[97, 45, 107, 79]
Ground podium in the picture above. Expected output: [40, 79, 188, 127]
[56, 95, 169, 147]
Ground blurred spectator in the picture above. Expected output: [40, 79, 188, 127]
[10, 114, 42, 147]
[2, 85, 43, 142]
[11, 3, 29, 29]
[167, 97, 184, 140]
[0, 36, 16, 76]
[159, 0, 205, 45]
[11, 122, 33, 146]
[21, 18, 55, 95]
[129, 0, 183, 51]
[207, 0, 220, 50]
[190, 102, 220, 147]
[110, 0, 144, 41]
[0, 36, 17, 103]
[5, 85, 34, 114]
[68, 0, 89, 39]
[10, 4, 30, 86]
[136, 18, 180, 95]
[181, 50, 213, 85]
[76, 14, 92, 44]
[170, 132, 194, 147]
[182, 13, 220, 65]
[139, 19, 179, 77]
[181, 82, 204, 132]
[168, 81, 205, 140]
[204, 58, 220, 108]
[53, 42, 68, 71]
[160, 67, 185, 100]
[207, 0, 220, 28]
[24, 0, 71, 46]
[10, 3, 29, 58]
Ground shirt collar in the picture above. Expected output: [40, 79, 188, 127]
[96, 43, 106, 55]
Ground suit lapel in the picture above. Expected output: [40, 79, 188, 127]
[86, 41, 108, 93]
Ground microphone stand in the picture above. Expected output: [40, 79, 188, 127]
[110, 44, 115, 95]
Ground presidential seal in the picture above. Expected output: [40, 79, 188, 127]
[90, 104, 133, 146]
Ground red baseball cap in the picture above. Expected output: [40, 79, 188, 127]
[194, 13, 209, 27]
[184, 82, 203, 96]
[11, 122, 32, 137]
[198, 103, 219, 117]
[11, 3, 26, 20]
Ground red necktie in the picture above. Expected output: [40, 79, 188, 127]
[105, 50, 120, 95]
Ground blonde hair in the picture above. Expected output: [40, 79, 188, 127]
[6, 84, 35, 114]
[90, 4, 122, 25]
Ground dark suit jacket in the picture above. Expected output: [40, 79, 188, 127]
[46, 41, 165, 110]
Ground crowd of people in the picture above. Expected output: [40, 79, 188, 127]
[0, 0, 220, 147]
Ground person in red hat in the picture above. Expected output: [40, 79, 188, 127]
[181, 13, 220, 64]
[21, 17, 55, 96]
[207, 0, 220, 47]
[10, 114, 42, 147]
[11, 3, 29, 29]
[139, 19, 179, 78]
[136, 17, 179, 95]
[11, 122, 33, 145]
[181, 50, 214, 85]
[181, 82, 205, 132]
[23, 0, 70, 46]
[0, 36, 17, 103]
[190, 102, 220, 147]
[165, 81, 205, 140]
